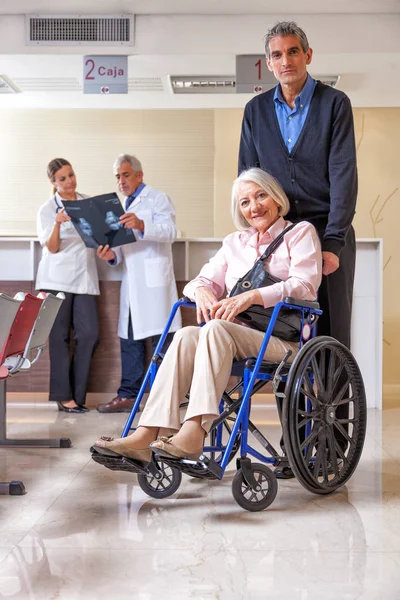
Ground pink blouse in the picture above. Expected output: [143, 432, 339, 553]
[183, 218, 322, 308]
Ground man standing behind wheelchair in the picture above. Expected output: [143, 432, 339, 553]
[93, 168, 322, 467]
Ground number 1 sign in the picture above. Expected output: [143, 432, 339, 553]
[236, 55, 277, 94]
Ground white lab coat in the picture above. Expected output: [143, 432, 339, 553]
[36, 193, 99, 295]
[112, 184, 182, 340]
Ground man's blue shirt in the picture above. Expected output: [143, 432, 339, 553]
[125, 182, 146, 210]
[273, 74, 317, 153]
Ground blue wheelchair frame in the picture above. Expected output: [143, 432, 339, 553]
[122, 297, 322, 480]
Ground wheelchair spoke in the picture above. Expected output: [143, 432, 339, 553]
[325, 349, 336, 394]
[159, 465, 173, 481]
[311, 356, 325, 394]
[320, 442, 330, 482]
[334, 396, 353, 407]
[326, 352, 345, 397]
[302, 373, 317, 399]
[331, 378, 351, 407]
[297, 406, 320, 429]
[331, 361, 346, 397]
[318, 348, 327, 388]
[334, 438, 350, 470]
[240, 472, 270, 503]
[299, 386, 320, 410]
[312, 439, 325, 480]
[242, 485, 251, 496]
[161, 473, 173, 485]
[297, 408, 319, 418]
[333, 421, 354, 446]
[145, 465, 175, 491]
[326, 427, 340, 478]
[297, 414, 317, 430]
[156, 480, 167, 491]
[300, 424, 321, 451]
[304, 433, 317, 465]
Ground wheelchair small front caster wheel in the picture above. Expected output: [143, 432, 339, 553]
[232, 463, 278, 512]
[137, 461, 182, 499]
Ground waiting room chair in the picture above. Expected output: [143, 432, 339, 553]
[0, 293, 25, 495]
[0, 292, 71, 452]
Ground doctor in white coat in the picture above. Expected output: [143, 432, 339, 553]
[96, 154, 181, 413]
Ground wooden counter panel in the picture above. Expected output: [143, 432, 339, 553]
[2, 281, 193, 393]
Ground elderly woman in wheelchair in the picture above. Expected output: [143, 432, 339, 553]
[92, 167, 366, 511]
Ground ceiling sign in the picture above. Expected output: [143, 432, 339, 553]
[236, 54, 277, 94]
[83, 55, 128, 94]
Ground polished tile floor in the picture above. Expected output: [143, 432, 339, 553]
[1, 401, 400, 599]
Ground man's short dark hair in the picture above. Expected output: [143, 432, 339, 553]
[264, 21, 310, 58]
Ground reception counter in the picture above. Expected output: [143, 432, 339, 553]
[0, 237, 382, 408]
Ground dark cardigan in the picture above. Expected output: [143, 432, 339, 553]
[238, 81, 358, 256]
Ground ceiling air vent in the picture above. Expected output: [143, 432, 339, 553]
[128, 78, 164, 92]
[170, 76, 235, 94]
[13, 78, 82, 92]
[25, 14, 134, 46]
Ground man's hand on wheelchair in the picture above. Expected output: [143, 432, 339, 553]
[194, 286, 219, 324]
[322, 251, 339, 276]
[210, 290, 263, 322]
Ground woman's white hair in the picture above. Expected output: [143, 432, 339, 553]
[231, 168, 290, 230]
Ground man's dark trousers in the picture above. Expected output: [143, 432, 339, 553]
[118, 314, 174, 399]
[317, 227, 356, 349]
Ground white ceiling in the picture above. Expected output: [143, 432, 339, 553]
[1, 0, 400, 15]
[0, 5, 399, 109]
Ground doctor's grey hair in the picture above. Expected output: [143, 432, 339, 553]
[113, 153, 143, 174]
[231, 168, 290, 231]
[264, 21, 309, 59]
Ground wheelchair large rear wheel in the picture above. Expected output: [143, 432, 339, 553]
[137, 461, 182, 499]
[282, 336, 367, 495]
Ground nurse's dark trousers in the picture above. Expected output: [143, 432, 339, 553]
[43, 291, 99, 406]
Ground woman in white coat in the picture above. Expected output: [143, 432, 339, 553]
[36, 158, 99, 413]
[96, 154, 181, 414]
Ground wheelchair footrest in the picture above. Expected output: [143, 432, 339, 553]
[91, 450, 148, 475]
[153, 453, 223, 480]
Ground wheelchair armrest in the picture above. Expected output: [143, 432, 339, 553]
[283, 296, 320, 310]
[180, 296, 194, 303]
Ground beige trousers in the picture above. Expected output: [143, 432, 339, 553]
[138, 320, 298, 433]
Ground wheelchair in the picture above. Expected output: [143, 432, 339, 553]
[91, 297, 367, 512]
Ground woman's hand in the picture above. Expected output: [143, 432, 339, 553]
[210, 289, 263, 322]
[194, 286, 219, 324]
[97, 245, 116, 262]
[54, 208, 70, 224]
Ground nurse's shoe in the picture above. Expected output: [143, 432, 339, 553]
[96, 396, 139, 413]
[56, 401, 86, 414]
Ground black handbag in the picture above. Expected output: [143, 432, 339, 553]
[229, 224, 303, 341]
